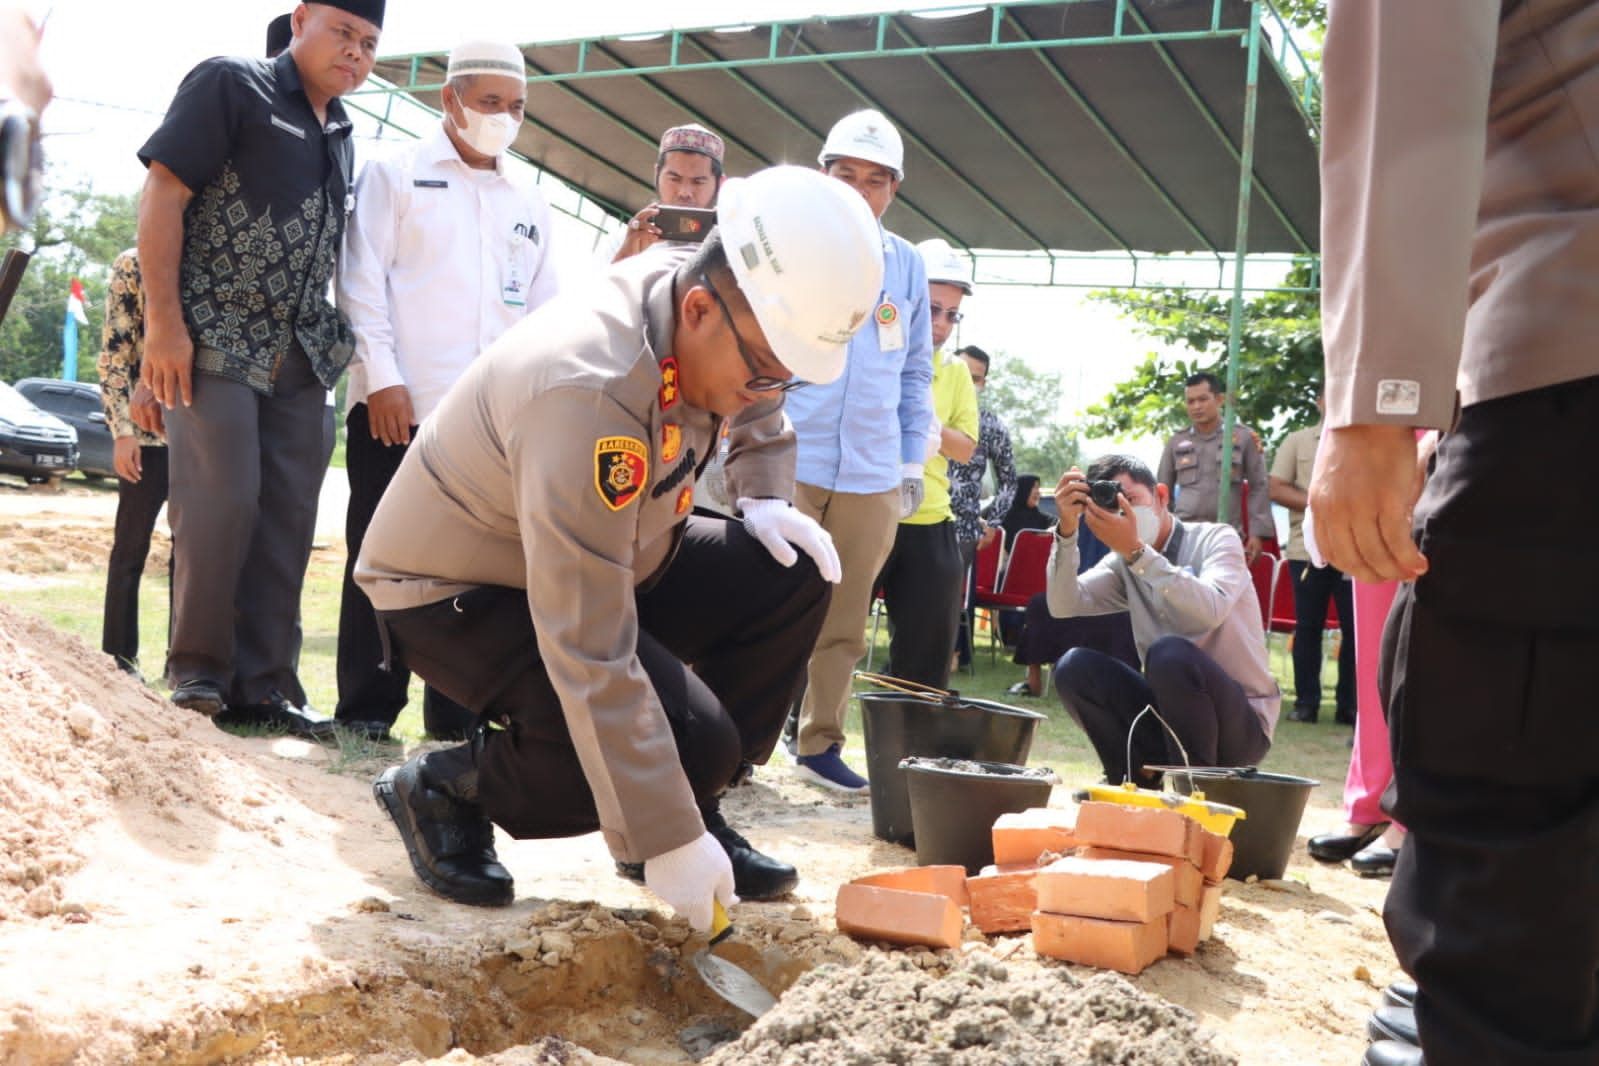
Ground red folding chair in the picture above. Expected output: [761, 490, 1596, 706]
[974, 528, 1055, 662]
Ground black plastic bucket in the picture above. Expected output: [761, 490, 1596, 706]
[1173, 768, 1319, 881]
[901, 757, 1059, 874]
[859, 691, 1046, 846]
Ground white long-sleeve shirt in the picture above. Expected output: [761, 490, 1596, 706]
[338, 124, 562, 422]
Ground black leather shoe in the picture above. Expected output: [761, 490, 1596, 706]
[171, 678, 226, 717]
[374, 758, 512, 907]
[334, 718, 396, 743]
[1287, 705, 1319, 723]
[1367, 1004, 1418, 1046]
[1363, 1039, 1423, 1066]
[1308, 822, 1389, 863]
[1383, 980, 1417, 1009]
[1335, 707, 1358, 726]
[216, 692, 337, 741]
[1352, 842, 1399, 878]
[616, 818, 800, 901]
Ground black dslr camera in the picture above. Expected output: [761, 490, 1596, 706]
[1087, 479, 1123, 510]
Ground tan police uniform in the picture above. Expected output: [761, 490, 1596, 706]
[1156, 422, 1272, 540]
[1320, 2, 1599, 1061]
[356, 252, 822, 863]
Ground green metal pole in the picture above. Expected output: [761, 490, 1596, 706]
[1218, 3, 1263, 529]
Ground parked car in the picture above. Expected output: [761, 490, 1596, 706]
[15, 377, 114, 479]
[0, 379, 77, 484]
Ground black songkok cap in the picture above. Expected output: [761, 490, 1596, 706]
[319, 0, 385, 30]
[265, 14, 293, 58]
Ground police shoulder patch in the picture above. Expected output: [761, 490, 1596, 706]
[595, 436, 648, 511]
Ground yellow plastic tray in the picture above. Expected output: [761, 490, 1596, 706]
[1074, 781, 1246, 836]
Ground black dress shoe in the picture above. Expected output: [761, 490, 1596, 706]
[1352, 842, 1399, 878]
[1363, 1039, 1423, 1066]
[171, 678, 226, 717]
[1287, 705, 1319, 723]
[1335, 707, 1358, 726]
[616, 815, 800, 902]
[1308, 822, 1389, 863]
[215, 692, 337, 741]
[374, 758, 512, 907]
[334, 718, 396, 743]
[1367, 1004, 1418, 1046]
[1383, 980, 1417, 1009]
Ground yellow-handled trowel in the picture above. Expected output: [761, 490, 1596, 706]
[692, 899, 777, 1017]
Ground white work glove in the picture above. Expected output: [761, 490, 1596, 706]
[924, 419, 943, 461]
[643, 830, 738, 933]
[739, 496, 843, 583]
[899, 463, 925, 519]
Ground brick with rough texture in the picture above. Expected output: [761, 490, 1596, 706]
[991, 808, 1078, 866]
[852, 865, 970, 908]
[967, 868, 1038, 934]
[1198, 827, 1235, 884]
[1034, 855, 1175, 923]
[1168, 901, 1202, 955]
[835, 883, 963, 949]
[1074, 801, 1204, 866]
[1198, 881, 1223, 941]
[1078, 845, 1203, 908]
[1031, 910, 1169, 975]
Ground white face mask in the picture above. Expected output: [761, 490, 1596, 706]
[1133, 505, 1162, 546]
[451, 103, 521, 157]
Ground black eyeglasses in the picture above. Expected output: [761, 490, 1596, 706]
[930, 304, 964, 324]
[699, 272, 807, 394]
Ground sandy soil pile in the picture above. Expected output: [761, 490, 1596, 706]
[0, 577, 1405, 1066]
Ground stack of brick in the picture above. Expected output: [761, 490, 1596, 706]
[833, 802, 1234, 977]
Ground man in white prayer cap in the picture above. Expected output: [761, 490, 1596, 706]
[334, 37, 564, 741]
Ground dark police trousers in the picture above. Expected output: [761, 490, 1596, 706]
[376, 513, 831, 840]
[877, 519, 964, 690]
[1380, 376, 1599, 1066]
[1053, 636, 1269, 785]
[102, 445, 169, 670]
[1287, 559, 1356, 716]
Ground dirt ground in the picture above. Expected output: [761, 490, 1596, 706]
[0, 495, 1403, 1066]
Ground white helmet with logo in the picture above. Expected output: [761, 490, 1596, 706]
[818, 109, 905, 181]
[716, 165, 884, 386]
[916, 238, 973, 295]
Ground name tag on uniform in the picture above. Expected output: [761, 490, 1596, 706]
[270, 114, 306, 139]
[503, 233, 526, 307]
[414, 179, 449, 188]
[875, 299, 904, 352]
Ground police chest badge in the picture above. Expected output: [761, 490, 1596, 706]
[595, 436, 648, 511]
[661, 423, 682, 463]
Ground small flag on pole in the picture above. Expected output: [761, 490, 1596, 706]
[62, 277, 88, 380]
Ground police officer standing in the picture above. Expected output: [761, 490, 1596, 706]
[361, 166, 883, 926]
[1157, 371, 1271, 565]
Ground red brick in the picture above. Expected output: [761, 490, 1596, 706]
[1034, 855, 1175, 923]
[851, 865, 970, 908]
[1074, 802, 1204, 866]
[1031, 911, 1169, 975]
[1198, 828, 1234, 884]
[835, 883, 963, 949]
[1078, 846, 1203, 908]
[967, 868, 1038, 934]
[991, 808, 1078, 866]
[1197, 882, 1223, 941]
[1168, 901, 1201, 955]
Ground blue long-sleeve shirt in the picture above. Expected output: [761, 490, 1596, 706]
[786, 228, 934, 494]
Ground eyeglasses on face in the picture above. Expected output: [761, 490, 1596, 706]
[930, 304, 964, 324]
[698, 272, 807, 394]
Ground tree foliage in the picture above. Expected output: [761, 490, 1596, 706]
[1078, 262, 1322, 454]
[983, 354, 1081, 482]
[0, 176, 139, 384]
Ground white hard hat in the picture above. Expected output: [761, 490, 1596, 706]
[717, 165, 885, 386]
[818, 109, 905, 181]
[917, 238, 973, 294]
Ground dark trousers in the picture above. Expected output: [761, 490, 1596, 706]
[1380, 377, 1599, 1066]
[877, 519, 963, 690]
[1287, 559, 1355, 716]
[1053, 637, 1270, 784]
[378, 514, 831, 841]
[102, 445, 170, 669]
[335, 403, 473, 736]
[165, 348, 325, 707]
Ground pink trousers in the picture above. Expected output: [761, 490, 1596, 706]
[1345, 580, 1404, 829]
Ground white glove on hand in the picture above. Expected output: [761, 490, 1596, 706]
[924, 419, 943, 461]
[899, 463, 925, 519]
[643, 830, 737, 933]
[739, 497, 843, 582]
